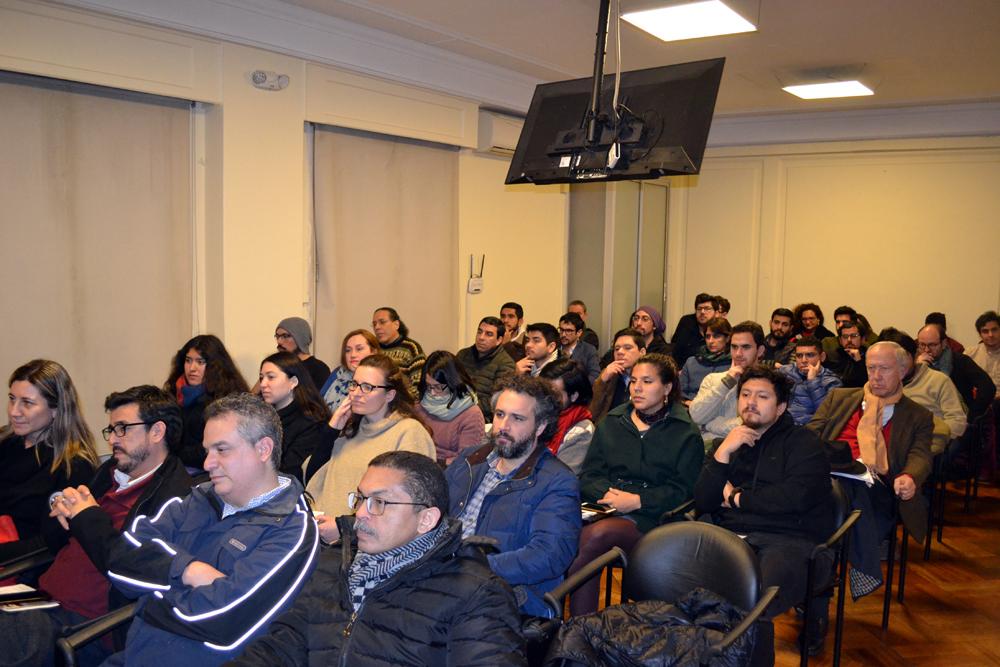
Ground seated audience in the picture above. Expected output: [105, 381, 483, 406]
[778, 337, 843, 425]
[371, 306, 425, 398]
[164, 334, 249, 470]
[925, 311, 964, 355]
[570, 354, 703, 615]
[630, 306, 672, 356]
[880, 328, 967, 444]
[274, 317, 330, 391]
[917, 323, 994, 423]
[319, 329, 380, 412]
[500, 301, 527, 362]
[102, 393, 318, 664]
[515, 322, 560, 377]
[808, 342, 932, 603]
[670, 293, 719, 367]
[792, 303, 835, 342]
[590, 328, 646, 423]
[679, 316, 732, 401]
[558, 312, 600, 384]
[231, 451, 525, 666]
[1, 359, 98, 562]
[969, 310, 1000, 396]
[259, 352, 331, 483]
[823, 319, 869, 388]
[538, 358, 595, 474]
[695, 365, 833, 657]
[415, 351, 486, 466]
[456, 316, 515, 421]
[568, 299, 600, 350]
[444, 375, 580, 618]
[0, 386, 192, 666]
[763, 307, 795, 363]
[306, 354, 435, 541]
[689, 321, 767, 444]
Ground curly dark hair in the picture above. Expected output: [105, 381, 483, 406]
[165, 335, 249, 399]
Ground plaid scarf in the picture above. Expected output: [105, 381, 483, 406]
[347, 522, 445, 611]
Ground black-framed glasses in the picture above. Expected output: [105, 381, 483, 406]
[347, 491, 427, 516]
[347, 380, 389, 394]
[101, 422, 150, 441]
[274, 333, 294, 341]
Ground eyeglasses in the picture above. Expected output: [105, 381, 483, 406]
[424, 383, 450, 397]
[916, 342, 941, 350]
[558, 327, 578, 335]
[347, 380, 390, 394]
[274, 333, 294, 341]
[347, 491, 427, 516]
[840, 332, 861, 340]
[101, 422, 150, 441]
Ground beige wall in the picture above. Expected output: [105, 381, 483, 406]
[666, 138, 1000, 345]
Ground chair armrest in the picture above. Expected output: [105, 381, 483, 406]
[56, 602, 138, 667]
[709, 585, 779, 657]
[542, 547, 627, 617]
[0, 549, 55, 579]
[811, 509, 862, 559]
[659, 499, 696, 524]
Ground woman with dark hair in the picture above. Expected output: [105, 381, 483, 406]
[793, 303, 835, 341]
[305, 354, 434, 542]
[259, 352, 331, 483]
[415, 351, 485, 465]
[538, 358, 595, 474]
[1, 359, 99, 558]
[568, 353, 703, 614]
[679, 316, 732, 402]
[371, 307, 425, 398]
[164, 334, 249, 469]
[319, 329, 380, 412]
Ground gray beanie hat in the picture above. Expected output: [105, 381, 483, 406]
[277, 317, 312, 352]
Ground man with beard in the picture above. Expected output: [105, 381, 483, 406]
[763, 307, 794, 363]
[823, 319, 870, 387]
[694, 365, 833, 658]
[0, 385, 192, 666]
[444, 375, 581, 618]
[273, 317, 330, 391]
[456, 316, 516, 421]
[670, 293, 719, 367]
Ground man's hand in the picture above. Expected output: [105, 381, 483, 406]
[316, 515, 341, 544]
[598, 488, 641, 513]
[182, 561, 227, 588]
[515, 357, 534, 375]
[806, 359, 822, 381]
[916, 351, 934, 366]
[48, 485, 99, 530]
[894, 475, 917, 501]
[329, 397, 353, 430]
[845, 348, 862, 362]
[726, 359, 745, 380]
[721, 481, 741, 508]
[714, 426, 759, 464]
[600, 360, 626, 383]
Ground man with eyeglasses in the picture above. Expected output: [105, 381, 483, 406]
[823, 319, 870, 388]
[670, 293, 720, 367]
[558, 312, 600, 384]
[0, 386, 192, 666]
[917, 323, 994, 424]
[233, 450, 525, 666]
[777, 337, 843, 425]
[445, 375, 581, 618]
[274, 317, 331, 391]
[100, 393, 318, 665]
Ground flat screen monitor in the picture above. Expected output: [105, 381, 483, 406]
[505, 57, 725, 185]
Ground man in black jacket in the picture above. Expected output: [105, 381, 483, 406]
[670, 293, 719, 367]
[0, 385, 192, 666]
[694, 365, 833, 657]
[231, 451, 525, 666]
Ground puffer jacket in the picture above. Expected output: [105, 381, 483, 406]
[544, 587, 756, 667]
[228, 517, 526, 667]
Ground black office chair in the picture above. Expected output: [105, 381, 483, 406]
[0, 545, 55, 581]
[542, 522, 778, 666]
[800, 478, 861, 667]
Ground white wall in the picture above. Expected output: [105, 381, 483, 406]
[666, 138, 1000, 346]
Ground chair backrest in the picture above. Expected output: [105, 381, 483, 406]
[622, 521, 762, 611]
[830, 477, 849, 528]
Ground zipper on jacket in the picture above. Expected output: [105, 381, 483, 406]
[342, 609, 357, 637]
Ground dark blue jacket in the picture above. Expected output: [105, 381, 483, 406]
[445, 443, 580, 618]
[105, 477, 319, 665]
[778, 364, 843, 425]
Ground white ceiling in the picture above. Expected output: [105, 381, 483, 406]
[278, 0, 1000, 116]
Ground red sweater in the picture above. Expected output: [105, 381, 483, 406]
[39, 472, 152, 619]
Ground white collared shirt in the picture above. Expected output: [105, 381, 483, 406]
[113, 462, 163, 493]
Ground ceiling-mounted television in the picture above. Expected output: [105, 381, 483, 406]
[505, 57, 725, 185]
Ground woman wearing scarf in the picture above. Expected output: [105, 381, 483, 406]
[320, 329, 380, 412]
[679, 316, 732, 402]
[415, 351, 485, 466]
[164, 334, 249, 470]
[539, 358, 595, 474]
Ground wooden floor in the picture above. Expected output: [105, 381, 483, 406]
[773, 480, 1000, 666]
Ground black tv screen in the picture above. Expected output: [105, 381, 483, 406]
[505, 57, 725, 185]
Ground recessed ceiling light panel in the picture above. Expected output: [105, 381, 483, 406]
[622, 1, 757, 42]
[782, 80, 874, 99]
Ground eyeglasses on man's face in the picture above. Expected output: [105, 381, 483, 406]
[101, 422, 150, 441]
[274, 333, 294, 341]
[347, 491, 427, 516]
[347, 380, 389, 395]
